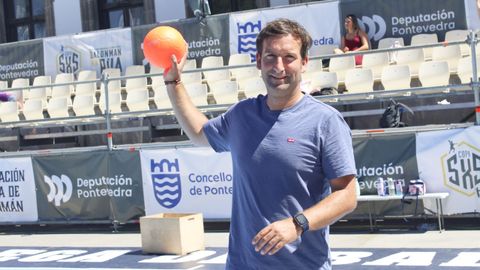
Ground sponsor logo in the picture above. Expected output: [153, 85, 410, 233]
[44, 174, 73, 206]
[150, 159, 182, 208]
[358, 15, 387, 42]
[441, 140, 480, 197]
[56, 46, 81, 74]
[236, 20, 261, 61]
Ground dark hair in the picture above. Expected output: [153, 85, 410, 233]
[345, 14, 360, 31]
[256, 18, 312, 59]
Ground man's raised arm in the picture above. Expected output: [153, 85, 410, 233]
[163, 54, 210, 146]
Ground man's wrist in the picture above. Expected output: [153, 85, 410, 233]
[164, 79, 181, 85]
[293, 213, 309, 235]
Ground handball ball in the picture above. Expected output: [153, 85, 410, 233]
[143, 26, 187, 69]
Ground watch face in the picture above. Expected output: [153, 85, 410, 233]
[295, 214, 308, 225]
[295, 213, 309, 231]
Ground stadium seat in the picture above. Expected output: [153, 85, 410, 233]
[445, 29, 470, 56]
[328, 55, 355, 83]
[152, 84, 171, 110]
[209, 80, 239, 104]
[307, 71, 338, 90]
[228, 53, 252, 78]
[99, 92, 122, 114]
[30, 75, 51, 107]
[182, 60, 203, 84]
[73, 95, 96, 116]
[100, 68, 122, 94]
[125, 65, 148, 92]
[0, 101, 19, 122]
[362, 52, 389, 80]
[457, 56, 479, 84]
[126, 89, 150, 112]
[418, 61, 450, 87]
[306, 58, 324, 73]
[377, 37, 404, 49]
[311, 44, 337, 57]
[76, 70, 97, 96]
[344, 68, 374, 94]
[185, 82, 208, 107]
[381, 65, 411, 90]
[202, 56, 230, 85]
[22, 99, 44, 120]
[51, 73, 74, 105]
[396, 48, 425, 77]
[10, 78, 29, 103]
[432, 44, 462, 73]
[149, 65, 164, 88]
[47, 97, 70, 118]
[0, 80, 7, 90]
[410, 33, 438, 60]
[242, 77, 267, 98]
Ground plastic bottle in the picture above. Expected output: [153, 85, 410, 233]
[377, 177, 386, 196]
[387, 178, 395, 196]
[395, 180, 403, 195]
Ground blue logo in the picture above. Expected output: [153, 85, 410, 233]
[57, 45, 81, 74]
[237, 20, 261, 61]
[150, 159, 181, 208]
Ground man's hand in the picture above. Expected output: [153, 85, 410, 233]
[163, 47, 188, 81]
[251, 218, 301, 256]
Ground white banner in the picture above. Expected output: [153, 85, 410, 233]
[229, 1, 340, 60]
[465, 0, 480, 30]
[140, 147, 233, 219]
[0, 157, 38, 222]
[43, 28, 133, 77]
[416, 126, 480, 214]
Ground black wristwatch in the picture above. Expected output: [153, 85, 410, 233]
[293, 213, 309, 234]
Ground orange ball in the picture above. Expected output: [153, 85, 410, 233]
[143, 26, 187, 69]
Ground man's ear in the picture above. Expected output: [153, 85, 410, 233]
[301, 56, 309, 73]
[256, 52, 261, 70]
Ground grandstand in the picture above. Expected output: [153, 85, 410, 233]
[0, 0, 479, 229]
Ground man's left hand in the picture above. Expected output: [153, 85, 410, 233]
[251, 218, 301, 255]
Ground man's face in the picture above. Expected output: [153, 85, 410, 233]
[256, 34, 307, 98]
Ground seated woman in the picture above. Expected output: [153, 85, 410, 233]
[335, 14, 370, 66]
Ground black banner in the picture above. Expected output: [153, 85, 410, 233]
[0, 39, 44, 83]
[131, 14, 230, 69]
[33, 150, 144, 223]
[339, 0, 467, 48]
[353, 133, 419, 195]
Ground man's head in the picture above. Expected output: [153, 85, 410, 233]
[256, 18, 312, 60]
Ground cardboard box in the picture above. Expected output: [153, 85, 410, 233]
[140, 213, 205, 255]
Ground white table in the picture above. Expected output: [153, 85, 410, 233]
[357, 193, 450, 232]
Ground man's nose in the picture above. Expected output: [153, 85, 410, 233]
[272, 57, 285, 72]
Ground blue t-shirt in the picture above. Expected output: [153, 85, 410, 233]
[203, 94, 356, 270]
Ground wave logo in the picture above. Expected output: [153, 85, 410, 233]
[57, 45, 81, 74]
[441, 140, 480, 197]
[236, 20, 261, 61]
[44, 174, 73, 206]
[150, 159, 181, 208]
[358, 15, 387, 42]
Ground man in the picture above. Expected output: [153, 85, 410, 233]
[163, 18, 357, 269]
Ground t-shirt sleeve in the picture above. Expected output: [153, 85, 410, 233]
[203, 111, 231, 153]
[321, 113, 357, 180]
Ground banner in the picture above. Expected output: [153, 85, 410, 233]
[131, 14, 230, 68]
[33, 151, 144, 222]
[339, 0, 467, 47]
[465, 0, 480, 30]
[140, 148, 233, 219]
[43, 28, 133, 77]
[229, 1, 341, 61]
[353, 134, 419, 195]
[0, 157, 38, 222]
[0, 40, 44, 82]
[416, 126, 480, 215]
